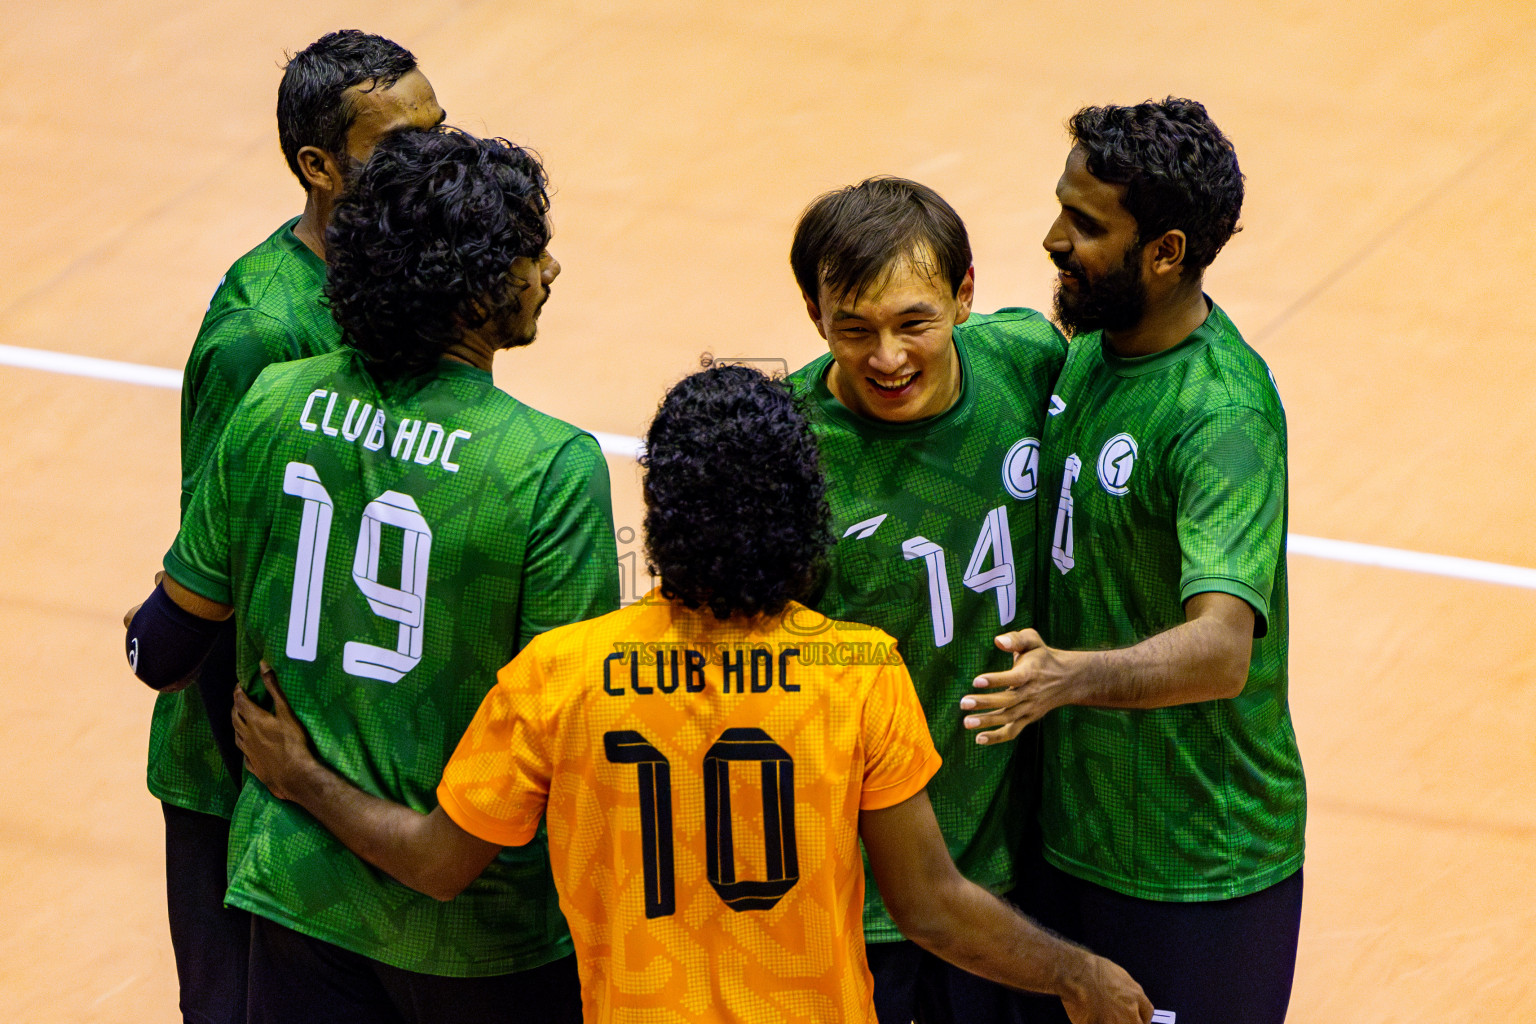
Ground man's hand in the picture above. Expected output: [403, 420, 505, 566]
[959, 628, 1080, 745]
[1059, 953, 1155, 1024]
[232, 663, 318, 802]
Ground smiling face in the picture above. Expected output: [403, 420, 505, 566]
[1043, 145, 1150, 337]
[807, 250, 973, 423]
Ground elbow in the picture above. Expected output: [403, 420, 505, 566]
[415, 864, 477, 903]
[418, 873, 471, 903]
[1215, 649, 1251, 700]
[886, 877, 963, 953]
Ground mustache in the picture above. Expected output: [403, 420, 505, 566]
[1049, 251, 1085, 276]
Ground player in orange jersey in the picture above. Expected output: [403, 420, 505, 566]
[233, 365, 1152, 1024]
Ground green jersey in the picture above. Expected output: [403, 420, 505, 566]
[1037, 300, 1305, 901]
[149, 218, 343, 818]
[788, 308, 1066, 942]
[166, 348, 620, 975]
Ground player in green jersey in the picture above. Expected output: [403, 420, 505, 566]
[148, 30, 446, 1024]
[127, 127, 617, 1022]
[966, 99, 1305, 1024]
[785, 178, 1074, 1024]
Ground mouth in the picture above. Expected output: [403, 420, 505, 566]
[1051, 255, 1084, 287]
[868, 372, 918, 396]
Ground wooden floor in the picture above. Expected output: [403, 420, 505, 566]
[2, 1, 1533, 1020]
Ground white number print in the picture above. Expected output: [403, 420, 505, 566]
[961, 506, 1016, 625]
[281, 461, 434, 683]
[1051, 454, 1082, 574]
[902, 537, 954, 648]
[345, 491, 433, 683]
[901, 506, 1018, 649]
[282, 462, 335, 662]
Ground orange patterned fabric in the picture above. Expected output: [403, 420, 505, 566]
[438, 590, 942, 1023]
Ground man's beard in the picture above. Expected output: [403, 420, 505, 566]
[488, 287, 549, 351]
[1051, 246, 1147, 339]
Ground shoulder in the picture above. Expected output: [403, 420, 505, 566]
[207, 221, 322, 317]
[957, 307, 1068, 379]
[189, 223, 330, 372]
[958, 307, 1066, 351]
[785, 353, 833, 400]
[229, 351, 351, 416]
[515, 603, 635, 674]
[778, 602, 902, 652]
[1190, 304, 1286, 430]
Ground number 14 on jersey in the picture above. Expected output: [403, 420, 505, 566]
[899, 505, 1017, 648]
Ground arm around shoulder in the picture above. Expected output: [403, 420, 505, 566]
[232, 665, 504, 902]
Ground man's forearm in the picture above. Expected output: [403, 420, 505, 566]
[1060, 611, 1250, 708]
[282, 762, 465, 900]
[899, 872, 1097, 999]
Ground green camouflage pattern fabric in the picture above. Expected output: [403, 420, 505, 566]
[1037, 300, 1305, 901]
[788, 308, 1066, 942]
[149, 218, 343, 818]
[166, 349, 620, 975]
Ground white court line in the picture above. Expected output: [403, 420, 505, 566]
[0, 343, 182, 389]
[1286, 534, 1536, 590]
[5, 344, 1533, 590]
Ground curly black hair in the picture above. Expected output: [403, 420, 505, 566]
[277, 30, 418, 189]
[642, 366, 832, 621]
[1068, 97, 1244, 275]
[324, 127, 551, 380]
[790, 176, 971, 306]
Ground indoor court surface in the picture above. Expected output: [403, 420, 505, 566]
[2, 1, 1534, 1021]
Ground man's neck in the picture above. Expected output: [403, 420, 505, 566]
[1103, 284, 1209, 358]
[439, 333, 496, 373]
[292, 192, 330, 261]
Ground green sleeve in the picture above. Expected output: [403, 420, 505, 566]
[1173, 405, 1285, 636]
[181, 310, 299, 510]
[166, 410, 239, 605]
[517, 434, 620, 647]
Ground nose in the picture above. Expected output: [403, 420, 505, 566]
[543, 253, 561, 286]
[1042, 214, 1070, 255]
[868, 332, 905, 374]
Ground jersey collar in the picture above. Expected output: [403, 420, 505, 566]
[1097, 296, 1231, 378]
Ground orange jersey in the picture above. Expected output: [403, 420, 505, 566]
[438, 591, 942, 1023]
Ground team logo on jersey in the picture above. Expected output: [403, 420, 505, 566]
[1096, 433, 1137, 495]
[1048, 394, 1067, 416]
[842, 513, 887, 540]
[1001, 437, 1040, 500]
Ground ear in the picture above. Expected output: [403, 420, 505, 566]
[802, 291, 829, 341]
[953, 266, 975, 325]
[1147, 229, 1187, 280]
[296, 145, 345, 195]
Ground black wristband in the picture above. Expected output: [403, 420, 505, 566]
[126, 583, 225, 691]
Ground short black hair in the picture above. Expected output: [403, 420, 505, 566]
[1068, 97, 1244, 275]
[277, 30, 418, 188]
[790, 177, 971, 305]
[642, 366, 832, 620]
[324, 127, 551, 380]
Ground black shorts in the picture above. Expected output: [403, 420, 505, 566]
[1014, 855, 1303, 1024]
[867, 938, 1030, 1024]
[246, 915, 582, 1024]
[162, 802, 249, 1024]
